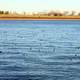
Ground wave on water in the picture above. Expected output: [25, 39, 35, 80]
[0, 20, 80, 80]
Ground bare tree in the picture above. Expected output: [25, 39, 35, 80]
[5, 11, 9, 14]
[63, 11, 69, 16]
[78, 12, 80, 16]
[0, 11, 4, 14]
[70, 11, 76, 16]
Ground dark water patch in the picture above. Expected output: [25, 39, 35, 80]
[0, 51, 2, 53]
[0, 61, 13, 65]
[54, 55, 80, 60]
[0, 66, 26, 71]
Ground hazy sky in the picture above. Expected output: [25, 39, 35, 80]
[0, 0, 80, 12]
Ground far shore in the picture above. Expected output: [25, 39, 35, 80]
[0, 15, 80, 20]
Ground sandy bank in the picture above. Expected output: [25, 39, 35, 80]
[0, 15, 80, 20]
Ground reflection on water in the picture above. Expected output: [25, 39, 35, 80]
[0, 20, 80, 80]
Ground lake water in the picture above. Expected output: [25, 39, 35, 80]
[0, 20, 80, 80]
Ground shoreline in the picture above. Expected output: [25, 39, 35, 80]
[0, 19, 80, 20]
[0, 15, 80, 20]
[0, 18, 80, 20]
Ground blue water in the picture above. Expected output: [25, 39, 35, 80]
[0, 20, 80, 80]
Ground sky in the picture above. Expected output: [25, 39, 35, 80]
[0, 0, 80, 12]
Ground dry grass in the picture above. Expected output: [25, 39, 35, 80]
[0, 14, 80, 20]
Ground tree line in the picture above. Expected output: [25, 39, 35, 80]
[0, 11, 9, 14]
[0, 10, 80, 16]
